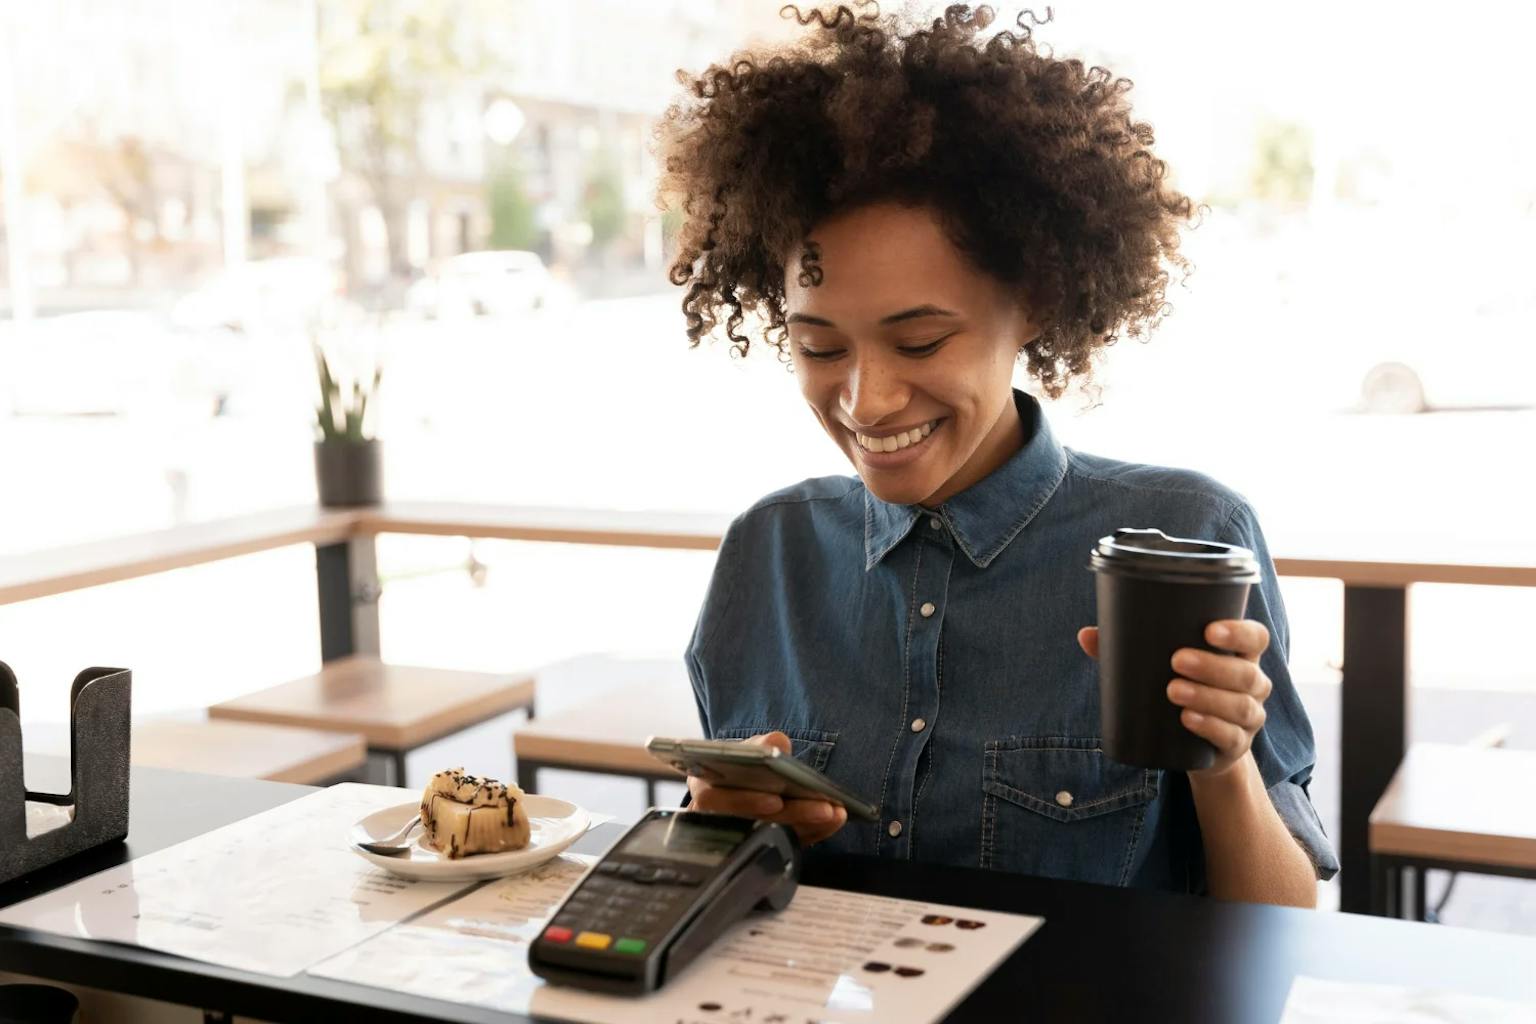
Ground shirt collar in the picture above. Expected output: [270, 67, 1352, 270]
[864, 389, 1070, 570]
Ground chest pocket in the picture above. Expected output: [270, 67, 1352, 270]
[981, 737, 1158, 886]
[711, 726, 837, 773]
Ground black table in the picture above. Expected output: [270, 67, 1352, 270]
[2, 765, 1533, 1023]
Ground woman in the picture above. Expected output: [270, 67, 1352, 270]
[657, 4, 1337, 907]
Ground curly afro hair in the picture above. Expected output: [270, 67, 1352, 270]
[655, 3, 1198, 397]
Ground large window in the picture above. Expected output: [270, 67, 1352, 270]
[2, 2, 1533, 911]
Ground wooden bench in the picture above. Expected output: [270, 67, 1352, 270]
[1369, 742, 1536, 919]
[132, 719, 367, 785]
[208, 655, 536, 786]
[511, 656, 698, 805]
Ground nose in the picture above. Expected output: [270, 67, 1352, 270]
[841, 351, 911, 428]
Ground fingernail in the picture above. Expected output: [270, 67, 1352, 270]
[1168, 681, 1192, 702]
[1210, 624, 1231, 644]
[1172, 650, 1198, 673]
[810, 803, 833, 822]
[1184, 710, 1205, 725]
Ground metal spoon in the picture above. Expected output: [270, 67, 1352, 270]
[355, 815, 424, 856]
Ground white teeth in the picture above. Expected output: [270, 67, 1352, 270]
[855, 420, 939, 453]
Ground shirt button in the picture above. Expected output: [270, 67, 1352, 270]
[887, 820, 903, 838]
[919, 601, 936, 618]
[928, 516, 942, 530]
[1055, 790, 1074, 808]
[910, 717, 926, 733]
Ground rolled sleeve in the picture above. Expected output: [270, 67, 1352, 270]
[1268, 778, 1340, 881]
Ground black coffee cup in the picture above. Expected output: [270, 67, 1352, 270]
[1089, 528, 1261, 771]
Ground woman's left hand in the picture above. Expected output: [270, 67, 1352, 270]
[1077, 620, 1273, 778]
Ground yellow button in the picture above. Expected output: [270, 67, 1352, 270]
[575, 931, 612, 950]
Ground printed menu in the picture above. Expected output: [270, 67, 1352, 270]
[0, 783, 473, 976]
[309, 853, 1043, 1024]
[1279, 975, 1536, 1024]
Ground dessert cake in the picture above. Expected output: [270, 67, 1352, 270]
[419, 768, 531, 859]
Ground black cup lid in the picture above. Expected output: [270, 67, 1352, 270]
[1090, 528, 1260, 583]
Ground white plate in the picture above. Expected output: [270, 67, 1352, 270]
[350, 796, 592, 881]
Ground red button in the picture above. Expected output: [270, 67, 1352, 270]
[543, 926, 573, 943]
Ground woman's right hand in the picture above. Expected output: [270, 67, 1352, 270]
[684, 731, 849, 846]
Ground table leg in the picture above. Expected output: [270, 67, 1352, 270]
[1340, 584, 1410, 915]
[517, 760, 540, 795]
[315, 535, 381, 663]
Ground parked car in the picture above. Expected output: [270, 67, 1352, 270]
[172, 258, 342, 334]
[1242, 208, 1534, 415]
[1294, 292, 1536, 415]
[405, 250, 559, 319]
[0, 310, 242, 418]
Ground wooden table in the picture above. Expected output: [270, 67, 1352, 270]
[208, 655, 537, 785]
[2, 503, 1533, 915]
[131, 718, 367, 785]
[1270, 537, 1536, 912]
[2, 763, 1533, 1023]
[512, 658, 699, 802]
[1369, 742, 1536, 917]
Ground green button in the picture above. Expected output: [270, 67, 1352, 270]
[614, 938, 647, 955]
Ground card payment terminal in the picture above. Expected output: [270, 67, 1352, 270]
[528, 809, 800, 993]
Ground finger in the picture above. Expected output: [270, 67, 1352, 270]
[1077, 627, 1099, 660]
[763, 798, 841, 827]
[794, 805, 849, 845]
[688, 778, 784, 818]
[751, 731, 793, 755]
[1205, 619, 1269, 659]
[1178, 707, 1249, 757]
[1167, 680, 1267, 732]
[1171, 648, 1269, 696]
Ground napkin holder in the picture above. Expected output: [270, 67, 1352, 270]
[1, 661, 132, 886]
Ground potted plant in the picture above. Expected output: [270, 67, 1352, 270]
[313, 345, 383, 507]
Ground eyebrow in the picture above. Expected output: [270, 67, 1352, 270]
[785, 304, 960, 328]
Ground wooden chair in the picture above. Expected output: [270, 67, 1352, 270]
[511, 656, 698, 805]
[133, 718, 367, 785]
[209, 655, 535, 786]
[1369, 741, 1536, 919]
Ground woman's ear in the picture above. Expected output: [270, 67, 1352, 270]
[1017, 295, 1050, 348]
[1019, 317, 1047, 350]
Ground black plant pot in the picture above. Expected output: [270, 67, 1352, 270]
[314, 439, 383, 508]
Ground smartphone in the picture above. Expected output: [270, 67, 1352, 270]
[645, 736, 879, 822]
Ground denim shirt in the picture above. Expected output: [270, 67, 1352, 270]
[686, 390, 1339, 892]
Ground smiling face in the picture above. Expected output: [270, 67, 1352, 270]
[785, 202, 1042, 507]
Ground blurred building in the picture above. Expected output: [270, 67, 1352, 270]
[380, 0, 796, 292]
[0, 0, 796, 315]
